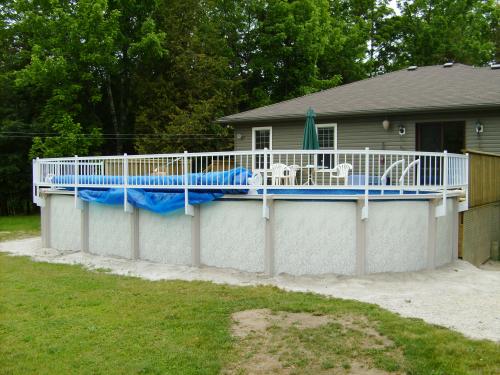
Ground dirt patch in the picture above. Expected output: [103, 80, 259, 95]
[224, 309, 402, 375]
[232, 309, 331, 338]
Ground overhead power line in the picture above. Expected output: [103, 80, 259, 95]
[0, 131, 231, 137]
[0, 133, 233, 140]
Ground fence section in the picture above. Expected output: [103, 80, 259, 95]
[467, 150, 500, 208]
[33, 149, 468, 198]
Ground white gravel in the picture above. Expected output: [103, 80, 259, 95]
[2, 237, 500, 342]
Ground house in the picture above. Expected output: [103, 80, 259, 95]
[219, 63, 500, 156]
[219, 63, 500, 266]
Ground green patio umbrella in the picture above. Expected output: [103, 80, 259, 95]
[302, 107, 319, 150]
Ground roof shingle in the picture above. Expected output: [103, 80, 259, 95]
[219, 64, 500, 123]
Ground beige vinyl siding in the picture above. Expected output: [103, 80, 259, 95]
[465, 116, 500, 154]
[233, 110, 500, 154]
[234, 121, 304, 151]
[336, 118, 415, 151]
[234, 118, 414, 151]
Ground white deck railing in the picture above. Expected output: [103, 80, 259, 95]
[32, 149, 468, 218]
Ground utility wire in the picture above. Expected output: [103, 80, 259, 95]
[0, 134, 233, 140]
[0, 131, 231, 136]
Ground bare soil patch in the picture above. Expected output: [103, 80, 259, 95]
[224, 309, 403, 375]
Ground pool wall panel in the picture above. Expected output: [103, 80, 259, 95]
[200, 201, 265, 273]
[88, 204, 132, 258]
[366, 201, 428, 273]
[48, 194, 81, 252]
[138, 210, 192, 265]
[274, 201, 357, 275]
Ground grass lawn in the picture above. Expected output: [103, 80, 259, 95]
[0, 254, 499, 375]
[0, 214, 40, 241]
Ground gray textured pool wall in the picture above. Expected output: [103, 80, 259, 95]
[40, 192, 459, 276]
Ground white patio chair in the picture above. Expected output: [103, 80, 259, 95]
[288, 165, 300, 185]
[315, 163, 353, 185]
[270, 163, 292, 185]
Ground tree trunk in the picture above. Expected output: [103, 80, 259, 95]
[106, 74, 122, 154]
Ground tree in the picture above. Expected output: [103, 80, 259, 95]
[29, 115, 102, 158]
[133, 0, 237, 153]
[244, 0, 341, 107]
[395, 0, 498, 67]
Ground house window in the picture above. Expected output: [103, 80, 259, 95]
[316, 124, 337, 168]
[252, 127, 272, 170]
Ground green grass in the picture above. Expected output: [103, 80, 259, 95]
[0, 215, 40, 241]
[0, 254, 499, 374]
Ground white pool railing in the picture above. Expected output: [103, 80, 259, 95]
[32, 149, 469, 219]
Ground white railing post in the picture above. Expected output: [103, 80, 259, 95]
[435, 150, 448, 217]
[184, 150, 194, 216]
[32, 158, 43, 206]
[416, 156, 421, 194]
[123, 153, 133, 213]
[74, 155, 79, 208]
[362, 147, 369, 220]
[458, 153, 469, 212]
[262, 148, 269, 219]
[32, 159, 36, 203]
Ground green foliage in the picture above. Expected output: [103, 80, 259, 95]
[29, 114, 102, 158]
[395, 0, 499, 67]
[247, 0, 339, 104]
[133, 0, 238, 153]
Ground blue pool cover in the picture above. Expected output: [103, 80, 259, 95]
[53, 167, 252, 188]
[73, 168, 252, 214]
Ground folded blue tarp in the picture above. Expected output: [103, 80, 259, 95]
[78, 189, 224, 215]
[70, 168, 252, 214]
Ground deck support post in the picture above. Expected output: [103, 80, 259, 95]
[191, 205, 201, 267]
[426, 199, 437, 270]
[80, 201, 89, 253]
[130, 206, 139, 260]
[184, 190, 194, 216]
[41, 193, 51, 248]
[356, 199, 366, 275]
[264, 198, 275, 276]
[452, 198, 459, 260]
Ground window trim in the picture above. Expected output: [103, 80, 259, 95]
[252, 126, 273, 150]
[316, 123, 338, 169]
[316, 123, 337, 150]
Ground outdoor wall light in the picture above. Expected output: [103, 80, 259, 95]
[236, 133, 243, 140]
[382, 119, 390, 131]
[398, 124, 406, 136]
[475, 120, 484, 135]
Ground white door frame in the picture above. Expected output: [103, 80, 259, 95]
[252, 126, 273, 171]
